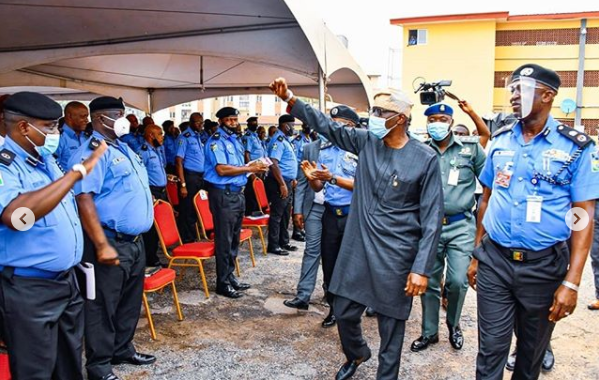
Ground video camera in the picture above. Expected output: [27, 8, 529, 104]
[414, 79, 452, 105]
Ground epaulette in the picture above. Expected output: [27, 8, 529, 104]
[556, 124, 593, 149]
[141, 144, 148, 151]
[457, 135, 480, 143]
[491, 121, 517, 139]
[293, 135, 301, 141]
[212, 132, 221, 140]
[0, 149, 15, 166]
[244, 131, 251, 136]
[183, 132, 191, 138]
[89, 137, 101, 151]
[277, 135, 284, 142]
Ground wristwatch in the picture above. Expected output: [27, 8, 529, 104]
[329, 176, 337, 185]
[181, 182, 187, 188]
[71, 163, 87, 178]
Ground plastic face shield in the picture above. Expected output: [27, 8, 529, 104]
[506, 76, 537, 119]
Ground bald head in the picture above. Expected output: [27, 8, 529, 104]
[144, 124, 164, 147]
[64, 101, 89, 133]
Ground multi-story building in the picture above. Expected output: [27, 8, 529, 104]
[391, 11, 599, 134]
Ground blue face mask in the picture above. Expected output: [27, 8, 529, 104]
[26, 123, 60, 157]
[427, 122, 451, 141]
[368, 115, 398, 139]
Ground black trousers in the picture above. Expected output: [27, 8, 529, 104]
[208, 186, 245, 290]
[334, 295, 406, 380]
[0, 267, 84, 380]
[244, 176, 259, 216]
[180, 169, 204, 243]
[84, 237, 146, 380]
[166, 163, 176, 175]
[321, 205, 349, 309]
[475, 236, 568, 380]
[142, 186, 168, 266]
[265, 176, 292, 250]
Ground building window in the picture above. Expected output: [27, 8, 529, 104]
[256, 95, 262, 102]
[169, 112, 176, 118]
[408, 29, 427, 46]
[239, 95, 250, 110]
[181, 102, 191, 107]
[274, 97, 281, 103]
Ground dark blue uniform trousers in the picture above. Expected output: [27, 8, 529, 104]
[475, 236, 569, 380]
[84, 236, 146, 380]
[0, 267, 84, 380]
[265, 176, 292, 251]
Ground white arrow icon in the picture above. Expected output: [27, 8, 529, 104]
[11, 207, 35, 231]
[565, 207, 589, 232]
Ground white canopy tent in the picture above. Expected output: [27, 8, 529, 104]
[0, 0, 373, 113]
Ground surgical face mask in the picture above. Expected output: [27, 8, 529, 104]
[427, 122, 451, 141]
[26, 123, 60, 157]
[101, 115, 130, 137]
[368, 115, 398, 140]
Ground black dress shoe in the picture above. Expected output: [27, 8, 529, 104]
[267, 248, 289, 256]
[447, 322, 464, 350]
[505, 350, 517, 371]
[335, 349, 372, 380]
[229, 277, 251, 291]
[216, 285, 244, 299]
[410, 333, 439, 352]
[95, 373, 121, 380]
[365, 307, 376, 317]
[322, 313, 337, 328]
[111, 352, 156, 366]
[291, 233, 305, 242]
[284, 297, 309, 310]
[542, 349, 555, 372]
[281, 244, 298, 252]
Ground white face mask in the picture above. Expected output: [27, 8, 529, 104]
[101, 115, 130, 137]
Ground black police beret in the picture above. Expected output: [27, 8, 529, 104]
[89, 96, 125, 113]
[330, 105, 359, 125]
[216, 107, 239, 119]
[511, 64, 561, 91]
[278, 114, 295, 124]
[247, 116, 258, 123]
[3, 91, 62, 120]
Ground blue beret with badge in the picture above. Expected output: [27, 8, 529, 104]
[215, 107, 239, 119]
[278, 114, 295, 124]
[510, 63, 561, 91]
[89, 96, 125, 113]
[424, 103, 454, 117]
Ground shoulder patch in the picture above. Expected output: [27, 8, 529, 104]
[141, 144, 148, 151]
[89, 137, 101, 151]
[491, 122, 517, 139]
[556, 124, 593, 148]
[457, 135, 480, 143]
[277, 135, 284, 142]
[210, 142, 218, 152]
[183, 132, 191, 138]
[245, 131, 251, 136]
[0, 149, 15, 166]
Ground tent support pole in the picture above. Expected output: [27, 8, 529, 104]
[147, 88, 155, 115]
[318, 66, 326, 112]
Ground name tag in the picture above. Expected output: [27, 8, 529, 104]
[495, 150, 515, 157]
[526, 195, 543, 223]
[495, 162, 514, 189]
[448, 168, 459, 186]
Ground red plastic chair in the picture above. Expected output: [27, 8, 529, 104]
[0, 351, 10, 380]
[194, 191, 256, 270]
[153, 200, 215, 298]
[142, 268, 183, 340]
[166, 179, 180, 207]
[242, 178, 270, 256]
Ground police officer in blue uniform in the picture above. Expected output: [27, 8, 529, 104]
[242, 116, 266, 215]
[468, 64, 599, 380]
[205, 107, 268, 298]
[176, 112, 205, 243]
[297, 106, 359, 329]
[69, 96, 156, 380]
[266, 115, 299, 255]
[200, 119, 218, 145]
[137, 124, 168, 269]
[162, 120, 178, 174]
[290, 123, 313, 241]
[0, 92, 107, 379]
[119, 114, 143, 152]
[55, 101, 90, 170]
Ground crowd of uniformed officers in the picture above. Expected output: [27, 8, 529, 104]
[0, 62, 598, 380]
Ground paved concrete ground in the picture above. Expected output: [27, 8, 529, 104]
[115, 237, 599, 380]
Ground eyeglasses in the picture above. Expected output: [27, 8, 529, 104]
[369, 107, 398, 118]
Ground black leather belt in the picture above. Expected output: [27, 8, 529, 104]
[103, 228, 141, 243]
[150, 185, 166, 193]
[488, 238, 558, 262]
[325, 203, 350, 217]
[209, 183, 245, 193]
